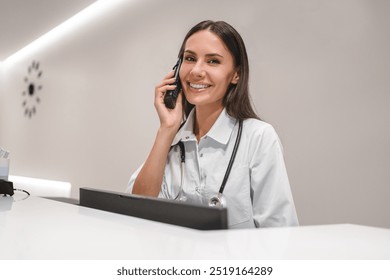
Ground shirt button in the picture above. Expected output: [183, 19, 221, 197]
[200, 153, 203, 157]
[195, 187, 200, 193]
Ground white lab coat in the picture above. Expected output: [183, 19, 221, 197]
[127, 109, 299, 229]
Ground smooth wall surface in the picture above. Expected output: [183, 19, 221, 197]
[0, 63, 3, 102]
[0, 0, 389, 228]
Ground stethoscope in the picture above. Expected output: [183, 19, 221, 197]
[172, 119, 243, 207]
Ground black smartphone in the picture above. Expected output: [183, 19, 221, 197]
[164, 58, 182, 109]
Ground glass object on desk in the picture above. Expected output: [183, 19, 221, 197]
[0, 158, 10, 181]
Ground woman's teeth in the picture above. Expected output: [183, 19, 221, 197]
[190, 83, 210, 89]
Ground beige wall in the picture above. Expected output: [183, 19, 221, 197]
[0, 0, 389, 228]
[0, 63, 3, 100]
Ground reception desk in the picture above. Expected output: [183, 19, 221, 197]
[1, 193, 390, 260]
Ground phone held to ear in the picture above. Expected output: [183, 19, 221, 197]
[164, 58, 182, 109]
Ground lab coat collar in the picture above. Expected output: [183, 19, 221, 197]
[172, 108, 237, 146]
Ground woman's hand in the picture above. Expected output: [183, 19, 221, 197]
[154, 70, 183, 131]
[132, 71, 184, 197]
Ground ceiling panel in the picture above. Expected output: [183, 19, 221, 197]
[0, 0, 98, 61]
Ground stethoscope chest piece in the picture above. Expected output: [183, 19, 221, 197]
[208, 193, 226, 208]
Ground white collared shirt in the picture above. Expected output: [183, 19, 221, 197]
[127, 109, 299, 229]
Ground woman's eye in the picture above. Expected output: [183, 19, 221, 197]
[208, 59, 220, 64]
[184, 56, 195, 62]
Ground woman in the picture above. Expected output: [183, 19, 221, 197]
[127, 20, 299, 229]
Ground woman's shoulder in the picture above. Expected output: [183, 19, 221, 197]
[242, 118, 280, 142]
[243, 118, 275, 132]
[241, 118, 284, 157]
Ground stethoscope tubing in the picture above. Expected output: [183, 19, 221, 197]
[218, 119, 243, 195]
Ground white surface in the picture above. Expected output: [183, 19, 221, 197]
[1, 194, 389, 260]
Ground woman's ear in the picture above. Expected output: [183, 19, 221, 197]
[231, 71, 240, 85]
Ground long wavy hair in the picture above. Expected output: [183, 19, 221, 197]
[178, 20, 260, 120]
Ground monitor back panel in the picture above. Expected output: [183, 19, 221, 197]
[79, 188, 228, 230]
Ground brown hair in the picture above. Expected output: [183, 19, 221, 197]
[178, 20, 260, 120]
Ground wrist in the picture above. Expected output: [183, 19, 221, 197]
[157, 126, 178, 141]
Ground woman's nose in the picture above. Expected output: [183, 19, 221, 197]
[190, 61, 205, 78]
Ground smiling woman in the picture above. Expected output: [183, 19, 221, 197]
[177, 20, 256, 122]
[180, 30, 239, 121]
[127, 20, 299, 229]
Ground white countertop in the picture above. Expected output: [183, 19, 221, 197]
[1, 194, 390, 259]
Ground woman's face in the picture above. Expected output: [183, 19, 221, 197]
[180, 30, 238, 111]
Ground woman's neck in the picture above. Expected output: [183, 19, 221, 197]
[193, 105, 224, 142]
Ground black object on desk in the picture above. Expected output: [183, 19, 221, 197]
[0, 179, 14, 196]
[79, 187, 228, 230]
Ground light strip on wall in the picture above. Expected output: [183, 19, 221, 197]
[9, 175, 72, 197]
[3, 0, 125, 65]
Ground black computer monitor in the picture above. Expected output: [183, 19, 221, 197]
[79, 187, 228, 230]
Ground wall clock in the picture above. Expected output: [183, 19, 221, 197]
[22, 61, 43, 118]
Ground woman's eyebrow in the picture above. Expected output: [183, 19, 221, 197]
[184, 49, 224, 58]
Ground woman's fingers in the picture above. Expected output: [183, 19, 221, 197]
[154, 70, 178, 101]
[155, 70, 176, 87]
